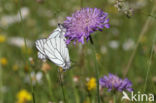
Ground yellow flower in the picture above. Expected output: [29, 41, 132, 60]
[0, 35, 6, 43]
[16, 89, 32, 103]
[0, 57, 8, 66]
[86, 77, 96, 91]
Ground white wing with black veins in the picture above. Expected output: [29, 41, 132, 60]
[44, 38, 71, 70]
[35, 39, 47, 60]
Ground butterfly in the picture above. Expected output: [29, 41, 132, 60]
[35, 24, 66, 60]
[35, 24, 71, 70]
[48, 24, 66, 39]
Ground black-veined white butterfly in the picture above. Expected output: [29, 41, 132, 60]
[48, 24, 66, 39]
[35, 39, 47, 60]
[43, 38, 70, 69]
[35, 24, 66, 60]
[35, 24, 71, 70]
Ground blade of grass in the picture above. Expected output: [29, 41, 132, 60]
[58, 69, 67, 103]
[69, 70, 80, 103]
[144, 34, 156, 92]
[113, 95, 116, 103]
[17, 1, 36, 103]
[123, 4, 156, 77]
[45, 72, 53, 101]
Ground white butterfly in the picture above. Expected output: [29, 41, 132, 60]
[35, 24, 71, 70]
[44, 38, 70, 69]
[35, 24, 66, 60]
[35, 39, 47, 60]
[48, 24, 66, 39]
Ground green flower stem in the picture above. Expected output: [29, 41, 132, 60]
[113, 95, 116, 103]
[45, 72, 53, 101]
[69, 71, 80, 103]
[28, 69, 36, 103]
[74, 85, 80, 103]
[58, 69, 67, 103]
[90, 44, 100, 103]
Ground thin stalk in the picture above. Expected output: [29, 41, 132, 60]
[58, 69, 66, 103]
[144, 34, 156, 91]
[74, 86, 80, 103]
[28, 70, 36, 103]
[123, 5, 156, 77]
[90, 45, 100, 103]
[69, 71, 80, 103]
[113, 95, 116, 103]
[0, 54, 3, 103]
[18, 2, 36, 103]
[45, 73, 53, 101]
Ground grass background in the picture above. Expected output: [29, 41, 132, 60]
[0, 0, 156, 103]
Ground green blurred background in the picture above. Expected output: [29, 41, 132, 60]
[0, 0, 156, 103]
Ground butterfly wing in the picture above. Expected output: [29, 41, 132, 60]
[60, 41, 70, 69]
[48, 28, 61, 39]
[44, 38, 70, 69]
[57, 37, 70, 69]
[35, 24, 68, 63]
[35, 39, 47, 60]
[48, 24, 66, 39]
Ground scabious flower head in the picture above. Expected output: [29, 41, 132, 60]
[16, 89, 32, 103]
[86, 77, 96, 91]
[64, 8, 109, 44]
[99, 73, 133, 92]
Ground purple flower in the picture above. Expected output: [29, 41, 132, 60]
[64, 8, 109, 44]
[99, 73, 133, 92]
